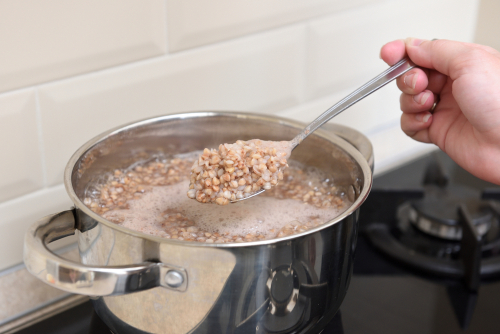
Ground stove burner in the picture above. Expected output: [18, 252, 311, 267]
[408, 191, 493, 240]
[363, 154, 500, 293]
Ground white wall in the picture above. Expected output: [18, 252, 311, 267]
[475, 0, 500, 51]
[0, 0, 480, 270]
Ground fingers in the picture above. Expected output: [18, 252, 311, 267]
[381, 37, 500, 147]
[404, 38, 497, 78]
[395, 68, 428, 95]
[399, 89, 435, 143]
[426, 70, 447, 93]
[380, 40, 406, 65]
[400, 90, 436, 113]
[381, 40, 444, 95]
[382, 38, 499, 77]
[400, 112, 432, 143]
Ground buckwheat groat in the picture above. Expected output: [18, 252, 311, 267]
[187, 140, 292, 205]
[83, 155, 348, 244]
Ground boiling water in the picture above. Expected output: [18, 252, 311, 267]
[85, 155, 349, 242]
[103, 180, 343, 239]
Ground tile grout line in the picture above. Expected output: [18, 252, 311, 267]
[0, 51, 172, 98]
[0, 21, 306, 98]
[34, 89, 48, 188]
[298, 22, 309, 104]
[0, 181, 66, 212]
[0, 87, 36, 99]
[364, 118, 401, 138]
[0, 4, 378, 99]
[164, 0, 170, 54]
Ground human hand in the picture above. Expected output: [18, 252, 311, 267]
[380, 39, 500, 184]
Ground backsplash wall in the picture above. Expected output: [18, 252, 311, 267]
[0, 0, 479, 271]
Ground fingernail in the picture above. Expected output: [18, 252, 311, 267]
[415, 113, 431, 122]
[404, 73, 418, 89]
[413, 91, 431, 105]
[406, 37, 426, 46]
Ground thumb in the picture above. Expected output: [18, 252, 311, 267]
[405, 38, 476, 79]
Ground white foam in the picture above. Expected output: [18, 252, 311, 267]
[104, 180, 346, 239]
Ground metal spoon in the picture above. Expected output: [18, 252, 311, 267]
[231, 57, 416, 203]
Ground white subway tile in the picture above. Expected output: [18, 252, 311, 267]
[434, 0, 480, 43]
[0, 90, 44, 202]
[369, 123, 437, 176]
[166, 0, 378, 52]
[277, 82, 402, 136]
[38, 26, 305, 186]
[0, 184, 73, 271]
[277, 87, 437, 176]
[0, 0, 167, 93]
[306, 0, 480, 100]
[474, 0, 500, 50]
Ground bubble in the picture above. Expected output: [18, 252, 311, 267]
[103, 178, 347, 240]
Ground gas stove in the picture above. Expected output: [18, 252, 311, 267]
[339, 150, 500, 334]
[15, 151, 500, 334]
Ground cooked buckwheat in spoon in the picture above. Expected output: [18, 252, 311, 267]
[187, 139, 292, 205]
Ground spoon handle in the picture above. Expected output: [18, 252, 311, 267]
[291, 57, 416, 148]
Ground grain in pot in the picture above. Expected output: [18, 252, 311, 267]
[84, 153, 348, 243]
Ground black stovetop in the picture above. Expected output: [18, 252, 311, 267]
[18, 151, 500, 334]
[338, 150, 500, 334]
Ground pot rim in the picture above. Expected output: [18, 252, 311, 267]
[64, 111, 372, 248]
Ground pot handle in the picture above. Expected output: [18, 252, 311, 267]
[24, 209, 187, 296]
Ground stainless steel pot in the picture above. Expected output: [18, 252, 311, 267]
[24, 112, 373, 334]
